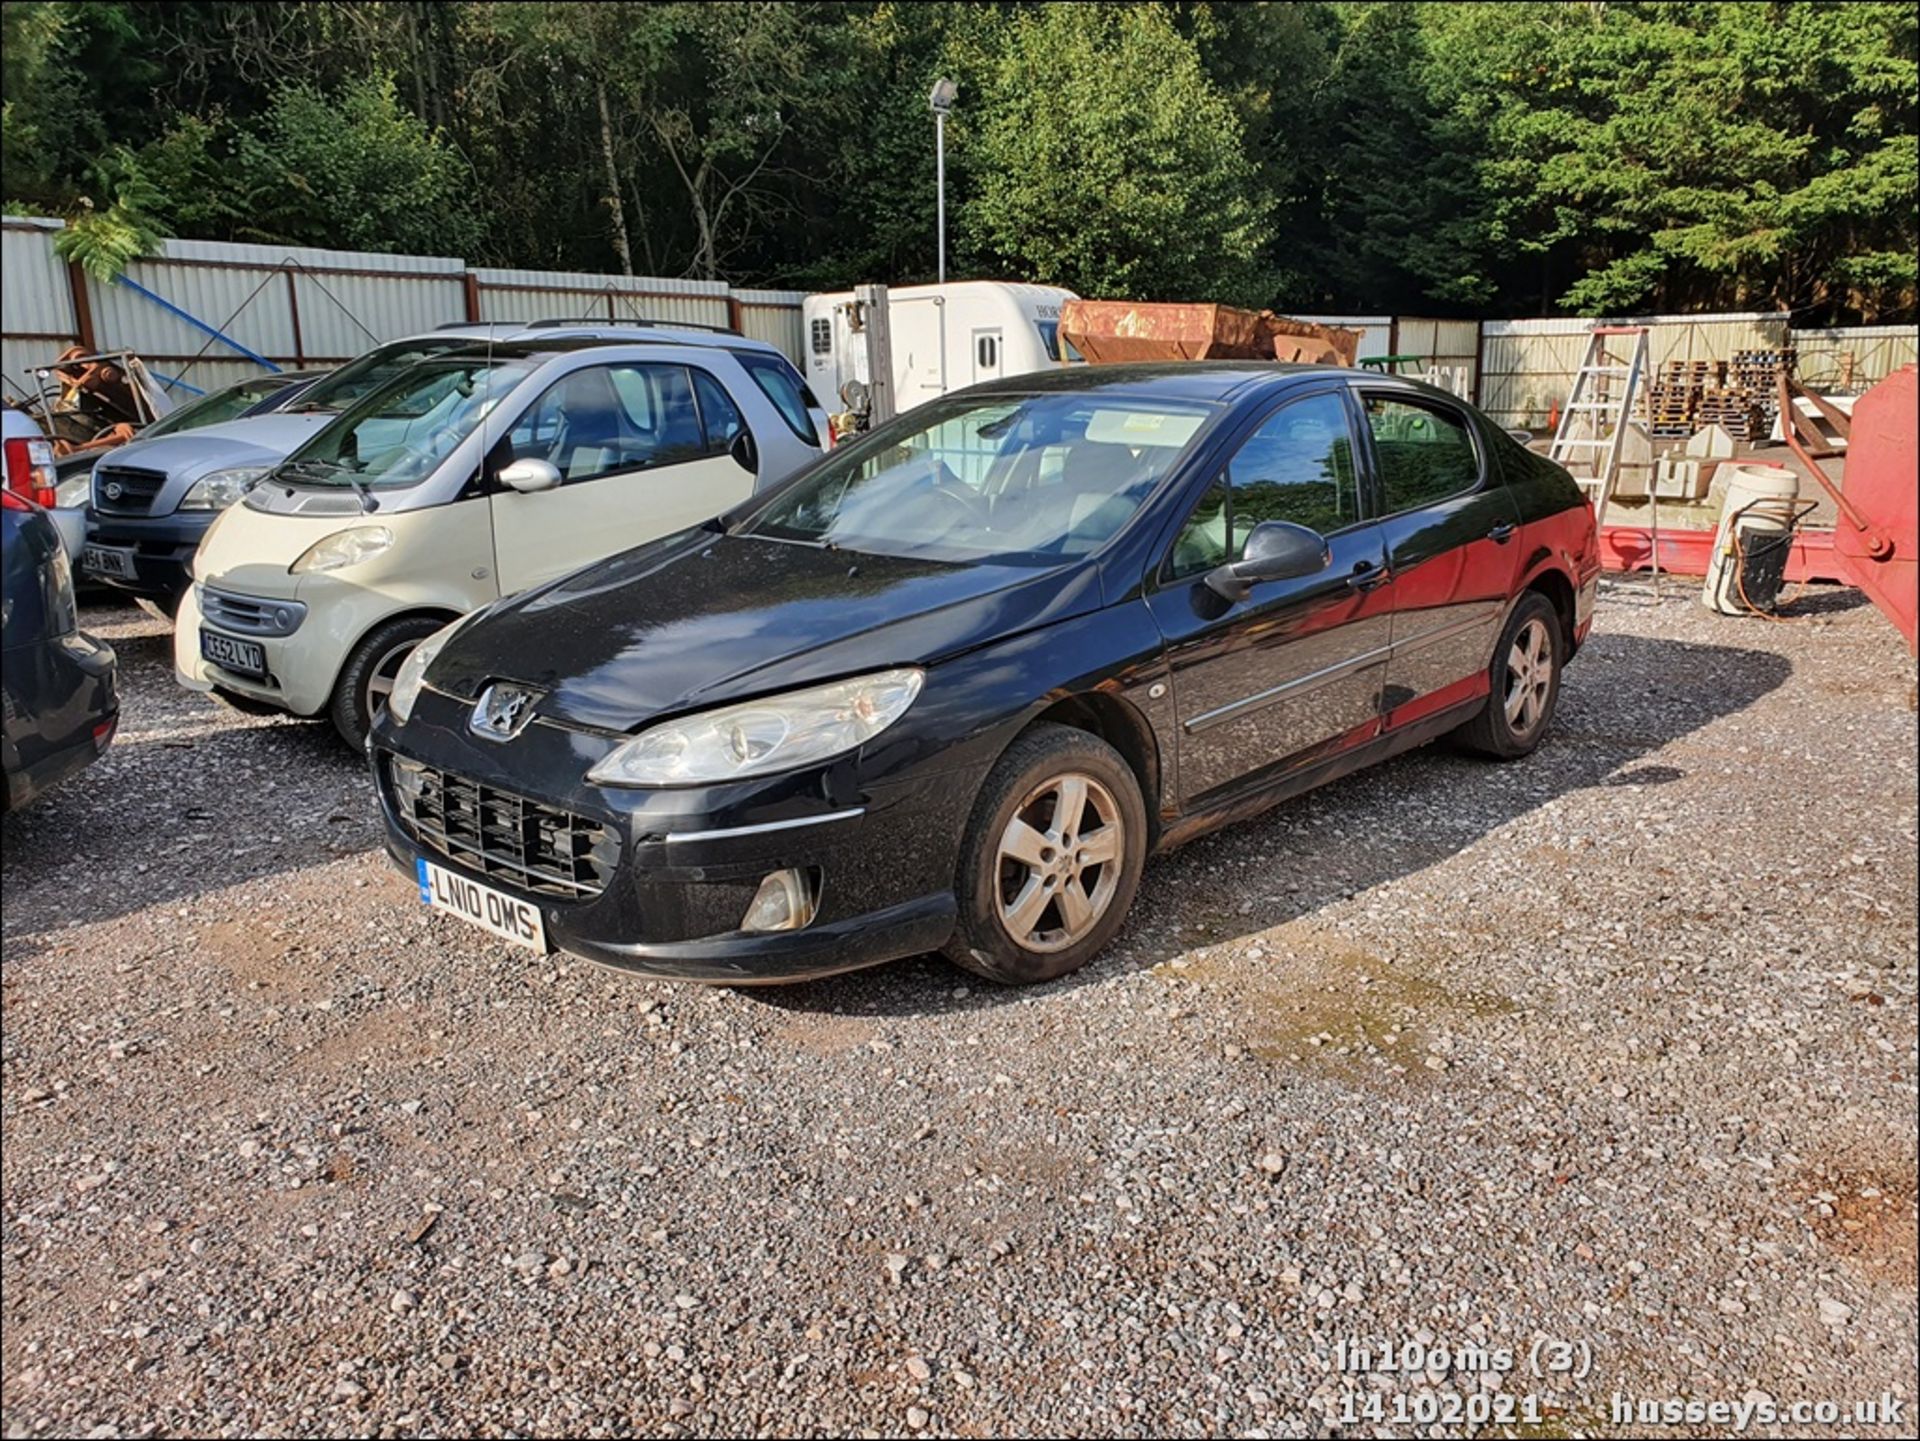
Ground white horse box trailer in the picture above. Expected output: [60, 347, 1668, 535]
[802, 281, 1081, 417]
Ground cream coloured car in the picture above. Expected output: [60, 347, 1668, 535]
[176, 335, 827, 746]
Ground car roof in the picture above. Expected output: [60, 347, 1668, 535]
[423, 318, 782, 356]
[966, 361, 1337, 403]
[967, 361, 1476, 408]
[424, 335, 785, 364]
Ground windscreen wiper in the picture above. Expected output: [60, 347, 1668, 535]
[281, 457, 378, 512]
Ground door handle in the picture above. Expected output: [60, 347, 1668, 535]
[1487, 522, 1516, 543]
[1346, 563, 1391, 592]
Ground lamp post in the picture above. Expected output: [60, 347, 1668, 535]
[929, 77, 957, 284]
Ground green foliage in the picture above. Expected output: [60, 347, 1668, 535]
[0, 1, 1913, 321]
[965, 4, 1275, 304]
[233, 74, 483, 256]
[52, 147, 162, 279]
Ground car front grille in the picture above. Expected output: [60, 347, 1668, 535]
[200, 587, 306, 637]
[384, 754, 618, 899]
[92, 465, 170, 516]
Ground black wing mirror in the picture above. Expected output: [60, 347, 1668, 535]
[1204, 520, 1331, 602]
[729, 429, 759, 476]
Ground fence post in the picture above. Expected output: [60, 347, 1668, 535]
[284, 270, 305, 365]
[726, 294, 745, 335]
[463, 271, 482, 323]
[66, 259, 97, 352]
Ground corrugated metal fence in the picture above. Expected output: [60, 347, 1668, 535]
[6, 217, 1914, 418]
[0, 218, 808, 403]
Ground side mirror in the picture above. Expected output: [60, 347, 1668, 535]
[498, 458, 561, 494]
[729, 429, 759, 475]
[1204, 520, 1331, 601]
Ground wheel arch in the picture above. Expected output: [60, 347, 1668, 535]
[1518, 563, 1577, 654]
[1016, 690, 1164, 844]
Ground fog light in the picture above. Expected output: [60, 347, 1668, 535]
[741, 868, 816, 933]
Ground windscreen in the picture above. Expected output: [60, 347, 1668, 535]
[142, 376, 291, 438]
[277, 357, 536, 490]
[741, 391, 1212, 565]
[289, 338, 475, 412]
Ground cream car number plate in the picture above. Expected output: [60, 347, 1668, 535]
[417, 858, 547, 952]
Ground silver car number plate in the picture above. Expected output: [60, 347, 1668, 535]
[200, 628, 266, 678]
[82, 544, 137, 579]
[417, 858, 548, 953]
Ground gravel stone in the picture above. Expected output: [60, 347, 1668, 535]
[2, 594, 1915, 1435]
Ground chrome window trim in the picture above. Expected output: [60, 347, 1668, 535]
[663, 807, 866, 846]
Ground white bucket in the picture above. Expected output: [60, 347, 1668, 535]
[1702, 464, 1801, 614]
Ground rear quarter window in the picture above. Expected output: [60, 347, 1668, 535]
[738, 354, 821, 447]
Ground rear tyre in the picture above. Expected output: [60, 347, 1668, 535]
[330, 616, 445, 751]
[1452, 591, 1563, 759]
[944, 724, 1148, 986]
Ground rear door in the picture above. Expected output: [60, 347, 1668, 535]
[1358, 386, 1524, 729]
[1146, 387, 1393, 805]
[488, 361, 757, 593]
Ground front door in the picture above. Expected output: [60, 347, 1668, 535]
[488, 362, 757, 594]
[1357, 388, 1523, 728]
[1146, 389, 1394, 805]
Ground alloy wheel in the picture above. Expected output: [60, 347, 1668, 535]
[365, 640, 420, 720]
[1503, 617, 1553, 734]
[994, 771, 1124, 954]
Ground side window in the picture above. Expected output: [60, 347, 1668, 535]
[1165, 393, 1358, 581]
[1364, 394, 1480, 513]
[739, 354, 819, 446]
[1168, 479, 1231, 580]
[692, 368, 745, 450]
[499, 363, 706, 485]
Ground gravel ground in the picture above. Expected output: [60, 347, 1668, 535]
[3, 587, 1915, 1439]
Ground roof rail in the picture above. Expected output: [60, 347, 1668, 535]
[527, 316, 740, 336]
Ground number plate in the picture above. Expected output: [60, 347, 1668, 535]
[200, 628, 267, 678]
[417, 858, 548, 952]
[82, 544, 137, 580]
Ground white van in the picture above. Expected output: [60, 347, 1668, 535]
[802, 281, 1080, 417]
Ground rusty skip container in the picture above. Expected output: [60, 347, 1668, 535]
[1058, 300, 1361, 368]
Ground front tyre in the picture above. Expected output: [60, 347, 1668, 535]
[1452, 591, 1563, 758]
[945, 724, 1148, 985]
[330, 616, 446, 750]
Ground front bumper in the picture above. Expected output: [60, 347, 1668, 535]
[369, 690, 977, 983]
[86, 511, 210, 602]
[174, 581, 357, 717]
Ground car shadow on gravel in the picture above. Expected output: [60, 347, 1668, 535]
[748, 633, 1793, 1017]
[1, 715, 375, 934]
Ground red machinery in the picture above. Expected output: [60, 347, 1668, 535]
[1784, 365, 1917, 653]
[1600, 366, 1917, 652]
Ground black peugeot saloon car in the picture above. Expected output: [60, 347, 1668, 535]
[370, 364, 1597, 986]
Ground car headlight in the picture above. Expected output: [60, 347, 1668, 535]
[587, 667, 924, 787]
[179, 467, 271, 510]
[289, 525, 394, 574]
[387, 614, 471, 726]
[54, 472, 92, 508]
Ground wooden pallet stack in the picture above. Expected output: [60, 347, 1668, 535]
[1678, 348, 1796, 442]
[1646, 359, 1718, 438]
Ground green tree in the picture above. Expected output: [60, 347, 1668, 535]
[963, 3, 1275, 303]
[231, 73, 483, 255]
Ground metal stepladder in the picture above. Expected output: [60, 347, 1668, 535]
[1548, 325, 1658, 596]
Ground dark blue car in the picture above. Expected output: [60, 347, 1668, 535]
[3, 490, 117, 810]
